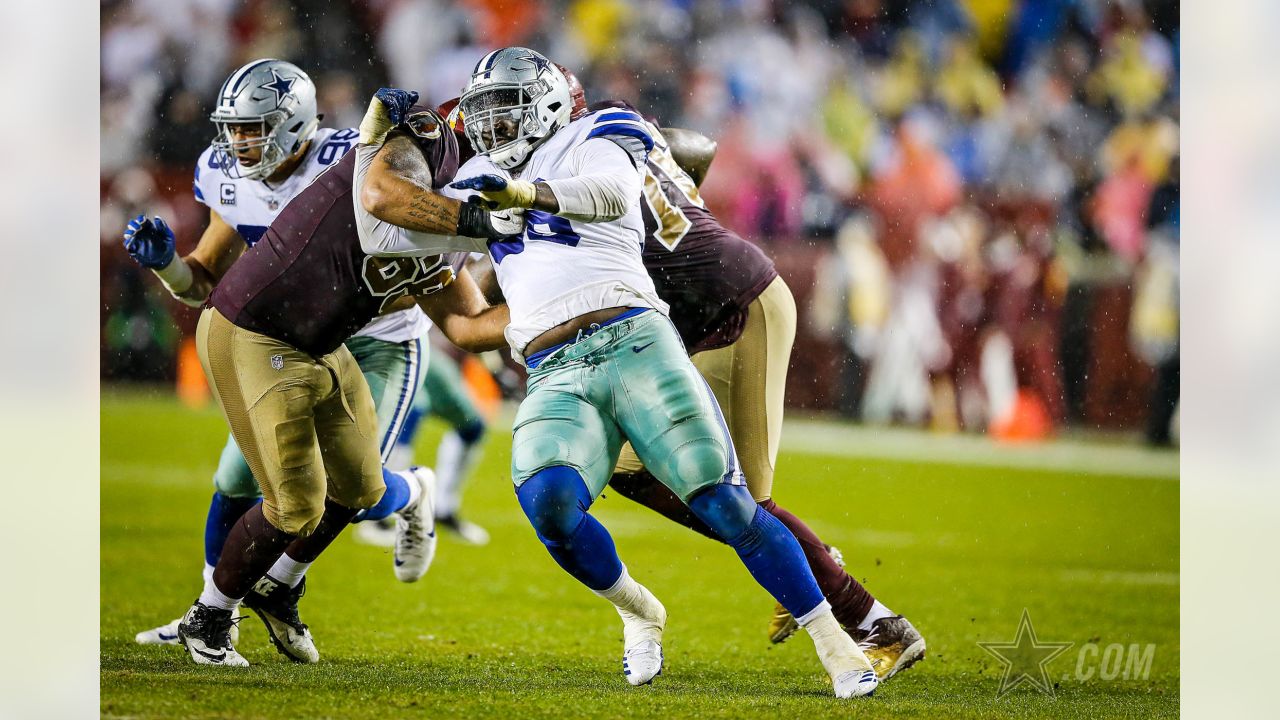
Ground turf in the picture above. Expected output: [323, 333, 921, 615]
[101, 389, 1179, 719]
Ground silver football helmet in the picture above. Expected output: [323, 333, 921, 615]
[209, 59, 320, 181]
[459, 47, 571, 170]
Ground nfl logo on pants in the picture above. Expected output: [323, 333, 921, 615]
[270, 354, 284, 371]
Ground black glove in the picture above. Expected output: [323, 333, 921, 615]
[456, 198, 521, 242]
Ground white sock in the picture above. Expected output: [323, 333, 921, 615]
[198, 578, 241, 612]
[401, 470, 422, 510]
[857, 600, 895, 632]
[802, 607, 872, 677]
[434, 432, 479, 518]
[202, 563, 215, 584]
[592, 566, 665, 645]
[267, 553, 311, 588]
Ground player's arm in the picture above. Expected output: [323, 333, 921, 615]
[360, 132, 461, 234]
[468, 255, 505, 305]
[122, 209, 244, 307]
[414, 266, 509, 353]
[662, 128, 717, 187]
[450, 138, 643, 223]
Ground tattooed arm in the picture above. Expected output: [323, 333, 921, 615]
[359, 131, 460, 234]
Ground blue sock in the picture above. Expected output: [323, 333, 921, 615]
[516, 466, 623, 591]
[395, 406, 426, 448]
[688, 483, 826, 618]
[355, 467, 412, 522]
[203, 492, 262, 566]
[456, 418, 486, 444]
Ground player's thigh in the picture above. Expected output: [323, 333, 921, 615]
[512, 371, 621, 499]
[313, 344, 386, 510]
[347, 335, 427, 461]
[196, 308, 329, 534]
[613, 314, 739, 502]
[211, 433, 262, 499]
[691, 277, 796, 501]
[424, 350, 483, 429]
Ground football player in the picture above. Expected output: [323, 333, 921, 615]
[365, 47, 878, 698]
[450, 68, 926, 681]
[121, 62, 481, 664]
[155, 86, 511, 667]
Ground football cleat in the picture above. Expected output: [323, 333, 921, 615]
[768, 544, 845, 644]
[616, 587, 666, 686]
[437, 513, 490, 546]
[393, 467, 438, 582]
[853, 615, 926, 681]
[353, 517, 397, 547]
[138, 613, 240, 646]
[177, 602, 248, 667]
[833, 669, 879, 699]
[242, 575, 319, 663]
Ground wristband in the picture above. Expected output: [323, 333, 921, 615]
[359, 97, 395, 146]
[151, 254, 194, 295]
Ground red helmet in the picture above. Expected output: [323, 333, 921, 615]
[555, 63, 589, 120]
[435, 96, 476, 163]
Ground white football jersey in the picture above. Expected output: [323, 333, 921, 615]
[446, 107, 669, 361]
[194, 127, 430, 343]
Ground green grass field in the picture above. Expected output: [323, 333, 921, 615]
[101, 389, 1179, 719]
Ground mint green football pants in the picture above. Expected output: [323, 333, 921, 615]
[212, 335, 428, 498]
[512, 310, 744, 501]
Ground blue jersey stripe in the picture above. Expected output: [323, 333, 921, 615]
[193, 183, 205, 202]
[586, 123, 655, 152]
[594, 111, 644, 124]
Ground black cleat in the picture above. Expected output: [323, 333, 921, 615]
[242, 575, 319, 663]
[177, 601, 248, 667]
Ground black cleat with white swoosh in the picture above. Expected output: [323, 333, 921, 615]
[177, 601, 248, 667]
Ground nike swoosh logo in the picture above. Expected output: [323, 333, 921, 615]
[158, 632, 177, 641]
[192, 646, 226, 661]
[632, 342, 655, 353]
[394, 556, 405, 566]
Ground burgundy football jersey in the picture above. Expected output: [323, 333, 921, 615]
[212, 112, 463, 356]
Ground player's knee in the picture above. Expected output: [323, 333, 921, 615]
[331, 468, 386, 511]
[263, 498, 325, 537]
[516, 465, 591, 542]
[663, 435, 731, 497]
[212, 466, 262, 499]
[687, 482, 758, 543]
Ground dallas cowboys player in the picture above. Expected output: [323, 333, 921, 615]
[125, 59, 439, 662]
[361, 47, 877, 698]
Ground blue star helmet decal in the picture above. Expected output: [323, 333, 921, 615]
[260, 69, 297, 107]
[514, 50, 550, 75]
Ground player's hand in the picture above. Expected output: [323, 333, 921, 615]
[449, 174, 537, 211]
[122, 214, 176, 269]
[360, 87, 420, 145]
[456, 198, 525, 242]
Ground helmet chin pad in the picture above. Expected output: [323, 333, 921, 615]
[489, 138, 533, 170]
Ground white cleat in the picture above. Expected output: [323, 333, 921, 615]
[617, 590, 666, 686]
[394, 467, 438, 583]
[623, 639, 664, 686]
[834, 669, 879, 698]
[135, 616, 183, 645]
[177, 602, 249, 668]
[138, 614, 238, 646]
[437, 514, 491, 546]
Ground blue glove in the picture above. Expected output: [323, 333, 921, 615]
[122, 214, 176, 269]
[450, 175, 509, 193]
[449, 175, 537, 210]
[374, 88, 420, 126]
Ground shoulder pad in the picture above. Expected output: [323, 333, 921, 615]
[585, 108, 653, 166]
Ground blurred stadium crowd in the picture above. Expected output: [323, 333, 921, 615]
[100, 0, 1180, 444]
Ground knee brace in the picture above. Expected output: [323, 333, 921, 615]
[516, 465, 592, 544]
[686, 482, 758, 544]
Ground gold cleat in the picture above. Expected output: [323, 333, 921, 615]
[853, 615, 926, 681]
[767, 545, 845, 644]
